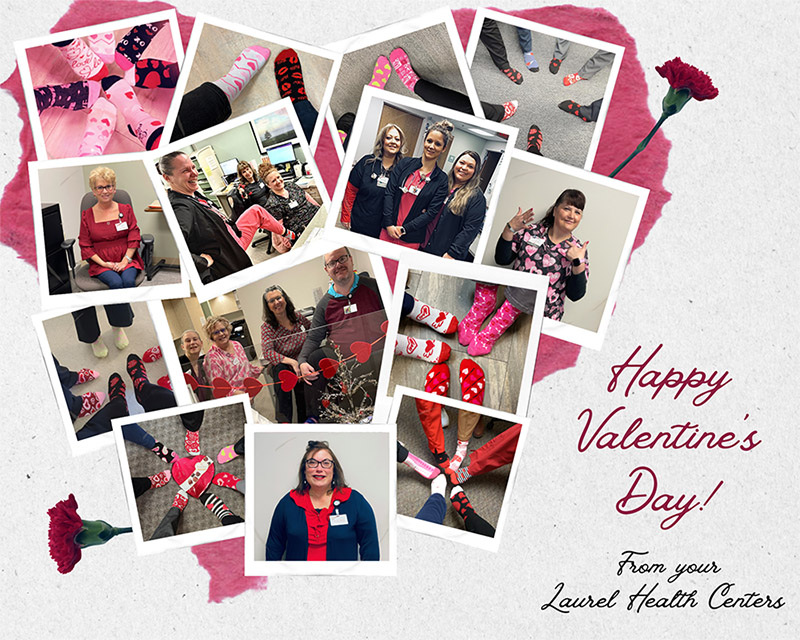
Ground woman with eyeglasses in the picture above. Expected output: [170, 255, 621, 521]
[265, 440, 380, 561]
[79, 166, 144, 289]
[261, 285, 311, 422]
[202, 315, 263, 397]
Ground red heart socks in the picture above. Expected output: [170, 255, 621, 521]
[126, 353, 148, 394]
[274, 48, 307, 102]
[133, 59, 180, 89]
[395, 334, 451, 364]
[468, 300, 522, 357]
[34, 81, 101, 113]
[459, 358, 485, 406]
[148, 470, 171, 490]
[102, 75, 163, 149]
[458, 282, 498, 345]
[185, 430, 200, 456]
[77, 391, 106, 418]
[213, 472, 245, 494]
[407, 296, 458, 335]
[213, 46, 271, 103]
[53, 38, 108, 81]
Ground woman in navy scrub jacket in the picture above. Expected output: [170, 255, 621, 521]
[421, 150, 487, 260]
[341, 123, 406, 237]
[379, 120, 452, 249]
[266, 440, 380, 561]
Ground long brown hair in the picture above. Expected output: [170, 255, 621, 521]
[262, 285, 299, 328]
[368, 123, 405, 168]
[447, 151, 483, 216]
[295, 440, 349, 494]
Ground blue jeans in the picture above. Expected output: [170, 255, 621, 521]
[95, 267, 139, 289]
[517, 28, 532, 52]
[415, 493, 447, 524]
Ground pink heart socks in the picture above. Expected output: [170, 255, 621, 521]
[78, 97, 116, 157]
[185, 429, 200, 456]
[213, 46, 271, 103]
[87, 32, 116, 65]
[102, 75, 163, 149]
[468, 300, 522, 357]
[53, 38, 108, 81]
[397, 441, 441, 479]
[458, 282, 499, 345]
[408, 297, 458, 335]
[389, 47, 420, 92]
[369, 55, 392, 89]
[395, 334, 451, 364]
[34, 81, 101, 113]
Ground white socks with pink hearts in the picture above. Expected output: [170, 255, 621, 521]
[449, 439, 470, 470]
[212, 46, 271, 103]
[395, 334, 451, 364]
[78, 97, 116, 157]
[102, 76, 163, 150]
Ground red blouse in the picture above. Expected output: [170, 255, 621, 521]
[79, 203, 145, 277]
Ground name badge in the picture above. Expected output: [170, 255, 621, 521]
[408, 184, 421, 196]
[343, 303, 358, 314]
[376, 175, 389, 188]
[329, 513, 349, 526]
[525, 236, 545, 248]
[115, 221, 129, 232]
[288, 200, 299, 208]
[259, 182, 264, 188]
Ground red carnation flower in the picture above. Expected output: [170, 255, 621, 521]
[656, 57, 718, 101]
[47, 494, 83, 574]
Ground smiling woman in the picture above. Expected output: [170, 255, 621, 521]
[265, 440, 380, 561]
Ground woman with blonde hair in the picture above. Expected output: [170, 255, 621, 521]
[340, 123, 405, 238]
[421, 150, 487, 260]
[202, 316, 263, 396]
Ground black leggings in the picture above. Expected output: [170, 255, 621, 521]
[414, 79, 504, 123]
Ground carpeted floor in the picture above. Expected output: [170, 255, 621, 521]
[470, 19, 615, 168]
[396, 394, 516, 536]
[124, 403, 246, 541]
[330, 22, 473, 125]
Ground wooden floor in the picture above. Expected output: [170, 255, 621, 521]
[26, 24, 178, 159]
[388, 269, 533, 415]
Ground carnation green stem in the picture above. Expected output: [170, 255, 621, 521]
[609, 112, 671, 178]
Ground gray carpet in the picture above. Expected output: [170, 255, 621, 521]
[330, 23, 472, 124]
[44, 302, 170, 435]
[396, 394, 515, 536]
[470, 20, 614, 168]
[125, 403, 246, 541]
[389, 270, 533, 415]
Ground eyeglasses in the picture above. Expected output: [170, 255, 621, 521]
[324, 255, 351, 269]
[94, 184, 115, 192]
[305, 458, 333, 469]
[267, 294, 284, 303]
[211, 327, 229, 336]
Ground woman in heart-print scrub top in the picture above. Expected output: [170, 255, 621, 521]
[458, 189, 589, 357]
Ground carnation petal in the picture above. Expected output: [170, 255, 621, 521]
[656, 56, 718, 101]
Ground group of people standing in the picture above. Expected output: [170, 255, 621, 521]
[342, 120, 487, 261]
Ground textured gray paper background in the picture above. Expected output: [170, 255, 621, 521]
[1, 1, 798, 638]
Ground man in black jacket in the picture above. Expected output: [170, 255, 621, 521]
[159, 151, 252, 283]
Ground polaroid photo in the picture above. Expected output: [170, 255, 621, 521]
[246, 424, 395, 575]
[163, 14, 341, 151]
[15, 10, 183, 160]
[391, 387, 528, 552]
[159, 242, 393, 425]
[479, 150, 648, 350]
[325, 87, 516, 264]
[465, 8, 625, 170]
[377, 252, 547, 418]
[325, 7, 482, 161]
[150, 100, 332, 301]
[30, 153, 188, 310]
[33, 299, 178, 456]
[113, 396, 252, 555]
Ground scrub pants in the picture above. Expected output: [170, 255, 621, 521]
[413, 79, 505, 123]
[72, 305, 134, 344]
[553, 42, 614, 80]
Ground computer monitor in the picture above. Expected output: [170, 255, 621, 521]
[220, 158, 240, 183]
[266, 143, 295, 166]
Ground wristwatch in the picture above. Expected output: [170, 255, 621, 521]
[572, 257, 585, 267]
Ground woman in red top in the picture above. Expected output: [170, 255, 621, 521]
[79, 166, 145, 289]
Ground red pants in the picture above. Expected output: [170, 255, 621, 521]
[415, 398, 444, 454]
[466, 423, 521, 476]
